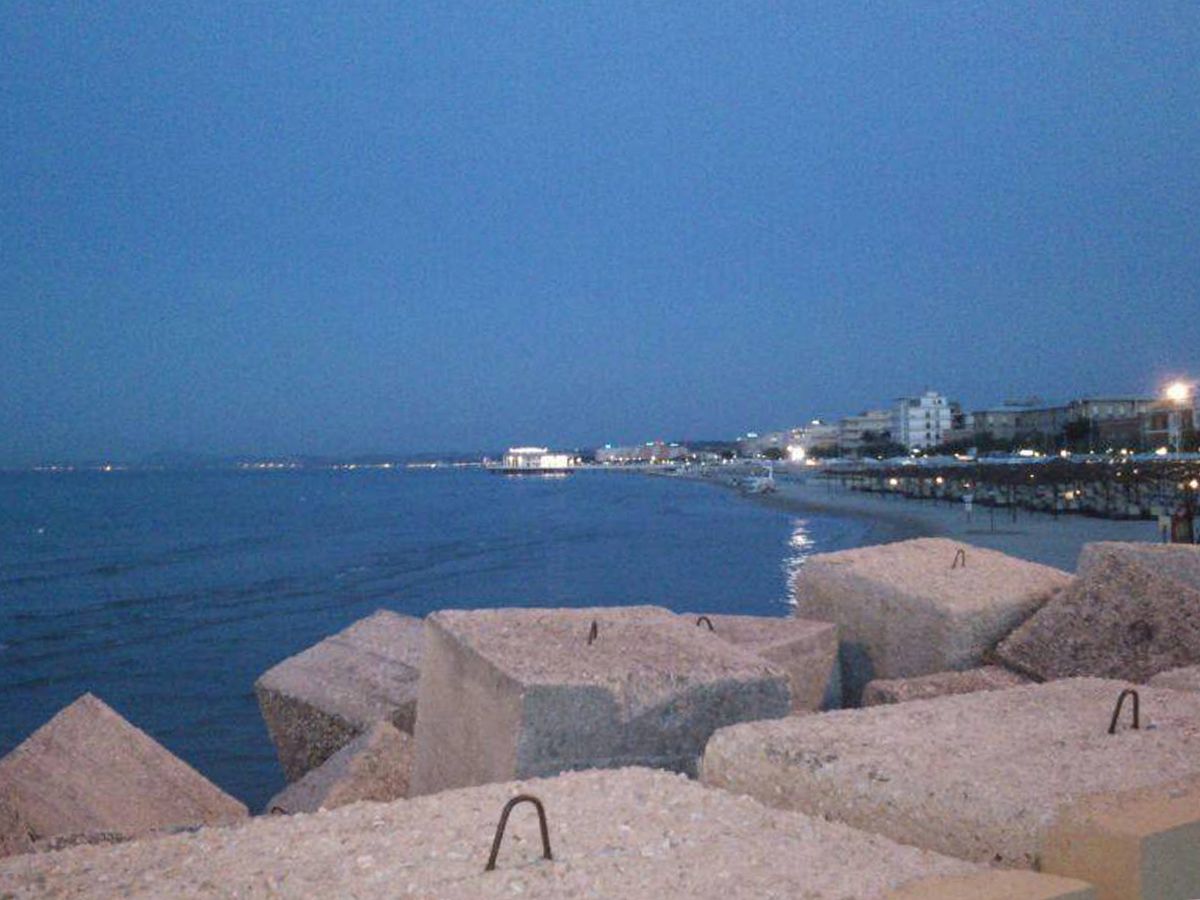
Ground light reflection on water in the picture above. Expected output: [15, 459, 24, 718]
[783, 517, 815, 607]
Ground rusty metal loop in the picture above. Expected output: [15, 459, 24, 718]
[586, 620, 598, 645]
[951, 548, 967, 570]
[695, 615, 715, 632]
[268, 805, 286, 815]
[1108, 688, 1140, 735]
[484, 794, 553, 872]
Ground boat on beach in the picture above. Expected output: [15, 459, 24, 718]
[486, 446, 576, 476]
[740, 464, 777, 494]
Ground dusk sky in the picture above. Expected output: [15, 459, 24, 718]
[2, 3, 1197, 464]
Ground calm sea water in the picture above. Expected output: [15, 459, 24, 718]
[0, 468, 866, 808]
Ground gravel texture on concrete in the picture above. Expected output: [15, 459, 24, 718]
[1077, 541, 1200, 590]
[0, 768, 994, 899]
[792, 537, 1070, 703]
[410, 606, 791, 796]
[254, 610, 423, 781]
[997, 543, 1200, 682]
[264, 721, 412, 815]
[682, 612, 840, 712]
[0, 789, 33, 858]
[862, 666, 1030, 706]
[1148, 664, 1200, 692]
[700, 678, 1200, 868]
[0, 694, 247, 855]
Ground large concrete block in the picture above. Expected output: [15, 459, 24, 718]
[1078, 541, 1200, 591]
[997, 543, 1200, 682]
[410, 606, 791, 796]
[1041, 777, 1200, 900]
[792, 538, 1070, 703]
[684, 612, 839, 711]
[862, 665, 1030, 706]
[1148, 665, 1200, 693]
[0, 694, 246, 854]
[701, 679, 1200, 869]
[0, 767, 1087, 899]
[0, 790, 33, 859]
[255, 609, 423, 781]
[264, 721, 412, 815]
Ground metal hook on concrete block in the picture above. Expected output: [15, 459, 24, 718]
[696, 615, 715, 632]
[586, 620, 598, 645]
[951, 548, 967, 570]
[1108, 688, 1140, 735]
[485, 794, 553, 872]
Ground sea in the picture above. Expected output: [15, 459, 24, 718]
[0, 467, 868, 809]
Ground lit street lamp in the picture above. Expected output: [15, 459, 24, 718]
[1164, 380, 1194, 453]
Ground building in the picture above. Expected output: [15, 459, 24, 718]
[736, 431, 788, 458]
[1142, 400, 1196, 452]
[837, 410, 894, 457]
[785, 420, 840, 459]
[594, 442, 688, 464]
[1014, 397, 1154, 449]
[972, 406, 1030, 444]
[892, 392, 953, 450]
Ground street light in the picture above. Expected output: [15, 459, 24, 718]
[1165, 381, 1192, 404]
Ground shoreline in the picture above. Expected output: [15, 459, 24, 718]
[673, 467, 1159, 572]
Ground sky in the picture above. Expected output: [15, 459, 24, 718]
[2, 2, 1198, 463]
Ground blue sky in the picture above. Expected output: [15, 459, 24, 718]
[2, 2, 1197, 462]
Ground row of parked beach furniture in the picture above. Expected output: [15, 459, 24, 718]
[2, 537, 1200, 898]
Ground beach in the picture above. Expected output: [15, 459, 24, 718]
[690, 467, 1160, 572]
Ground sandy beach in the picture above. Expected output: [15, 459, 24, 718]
[693, 468, 1160, 572]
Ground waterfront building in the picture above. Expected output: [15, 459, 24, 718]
[971, 405, 1030, 444]
[1015, 397, 1154, 449]
[786, 420, 840, 457]
[837, 410, 893, 456]
[498, 447, 574, 471]
[892, 392, 952, 450]
[594, 441, 688, 464]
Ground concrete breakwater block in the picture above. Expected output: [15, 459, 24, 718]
[255, 609, 423, 781]
[862, 666, 1030, 706]
[792, 538, 1070, 703]
[0, 790, 33, 858]
[700, 679, 1200, 870]
[0, 694, 247, 856]
[410, 606, 791, 796]
[1148, 664, 1200, 692]
[264, 721, 412, 815]
[1078, 541, 1200, 591]
[684, 612, 840, 712]
[1041, 776, 1200, 900]
[997, 543, 1200, 682]
[0, 767, 1096, 899]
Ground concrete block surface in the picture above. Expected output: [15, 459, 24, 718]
[0, 767, 995, 899]
[1148, 664, 1200, 693]
[0, 789, 33, 859]
[0, 694, 247, 853]
[862, 665, 1030, 706]
[792, 538, 1069, 702]
[1041, 776, 1200, 900]
[1077, 542, 1200, 591]
[997, 544, 1200, 682]
[684, 612, 839, 711]
[265, 721, 413, 815]
[411, 606, 791, 796]
[701, 678, 1200, 868]
[255, 609, 423, 781]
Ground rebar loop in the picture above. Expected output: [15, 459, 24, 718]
[1108, 688, 1140, 735]
[586, 619, 598, 645]
[951, 548, 967, 569]
[696, 615, 715, 631]
[484, 794, 553, 872]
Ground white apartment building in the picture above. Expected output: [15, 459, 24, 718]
[893, 391, 953, 450]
